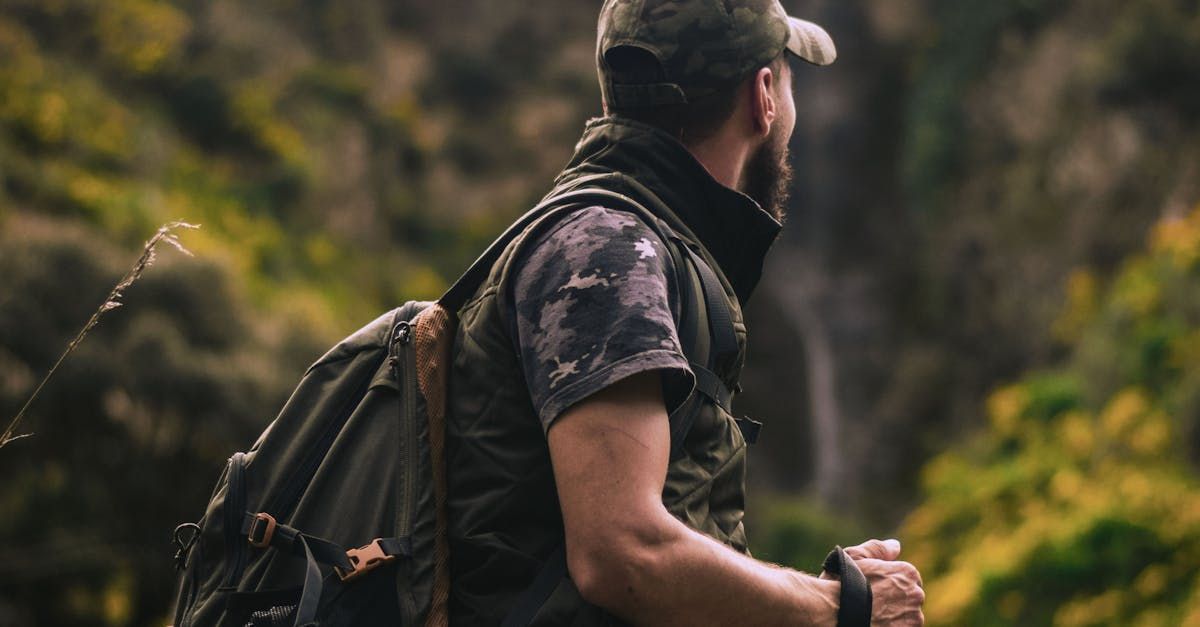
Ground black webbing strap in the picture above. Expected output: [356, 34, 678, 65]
[822, 546, 873, 627]
[242, 513, 355, 570]
[691, 363, 732, 412]
[240, 512, 411, 627]
[675, 243, 708, 370]
[679, 244, 738, 367]
[295, 535, 322, 627]
[500, 544, 567, 627]
[668, 236, 710, 460]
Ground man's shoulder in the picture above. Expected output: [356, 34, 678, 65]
[522, 201, 673, 265]
[511, 203, 677, 297]
[530, 203, 667, 251]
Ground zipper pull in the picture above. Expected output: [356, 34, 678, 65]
[388, 321, 412, 371]
[394, 321, 412, 346]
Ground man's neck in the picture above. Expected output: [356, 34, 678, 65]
[685, 131, 751, 194]
[550, 115, 783, 304]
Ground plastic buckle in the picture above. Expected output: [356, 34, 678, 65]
[336, 539, 396, 582]
[247, 512, 277, 549]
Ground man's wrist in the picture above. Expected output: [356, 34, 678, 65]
[782, 570, 840, 627]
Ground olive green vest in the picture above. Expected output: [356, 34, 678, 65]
[445, 117, 782, 625]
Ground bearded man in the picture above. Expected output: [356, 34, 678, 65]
[444, 1, 926, 625]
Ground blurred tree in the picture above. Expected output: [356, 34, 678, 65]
[903, 204, 1200, 625]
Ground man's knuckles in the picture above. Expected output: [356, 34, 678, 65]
[859, 558, 926, 612]
[846, 538, 902, 562]
[858, 557, 918, 578]
[896, 561, 921, 584]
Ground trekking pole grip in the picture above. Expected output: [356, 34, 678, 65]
[821, 545, 872, 627]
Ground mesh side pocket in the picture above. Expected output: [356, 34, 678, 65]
[413, 303, 453, 627]
[245, 603, 297, 627]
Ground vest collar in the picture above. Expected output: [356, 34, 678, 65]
[553, 116, 782, 305]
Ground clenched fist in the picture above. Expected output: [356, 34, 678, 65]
[841, 539, 925, 626]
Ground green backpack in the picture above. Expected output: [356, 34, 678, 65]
[168, 184, 753, 627]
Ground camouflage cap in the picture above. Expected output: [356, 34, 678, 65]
[597, 0, 836, 109]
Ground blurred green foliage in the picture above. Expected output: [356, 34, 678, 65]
[748, 496, 865, 573]
[903, 204, 1200, 625]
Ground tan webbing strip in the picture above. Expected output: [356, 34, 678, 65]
[414, 304, 453, 627]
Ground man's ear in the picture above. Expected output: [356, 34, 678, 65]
[749, 66, 777, 138]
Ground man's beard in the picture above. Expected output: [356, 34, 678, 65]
[739, 128, 793, 223]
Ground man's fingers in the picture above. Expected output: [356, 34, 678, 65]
[844, 538, 902, 561]
[856, 557, 925, 625]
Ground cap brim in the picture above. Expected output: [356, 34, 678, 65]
[785, 16, 836, 66]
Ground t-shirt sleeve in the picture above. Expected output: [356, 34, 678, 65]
[508, 205, 694, 432]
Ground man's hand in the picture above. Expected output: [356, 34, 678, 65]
[837, 538, 925, 626]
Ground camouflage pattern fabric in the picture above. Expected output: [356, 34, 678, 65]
[511, 206, 692, 430]
[598, 0, 836, 108]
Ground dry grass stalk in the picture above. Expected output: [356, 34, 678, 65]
[0, 221, 201, 449]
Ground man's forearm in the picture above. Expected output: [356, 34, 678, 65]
[573, 509, 839, 626]
[552, 373, 841, 625]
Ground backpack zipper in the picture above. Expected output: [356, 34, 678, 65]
[391, 320, 416, 543]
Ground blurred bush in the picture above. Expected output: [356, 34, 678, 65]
[748, 496, 865, 573]
[903, 204, 1200, 626]
[0, 216, 322, 624]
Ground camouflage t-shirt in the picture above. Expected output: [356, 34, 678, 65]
[508, 206, 694, 430]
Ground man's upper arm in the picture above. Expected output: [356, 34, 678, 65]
[546, 371, 674, 587]
[508, 205, 695, 590]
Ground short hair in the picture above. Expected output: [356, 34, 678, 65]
[603, 45, 787, 146]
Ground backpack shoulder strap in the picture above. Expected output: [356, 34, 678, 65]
[438, 174, 635, 312]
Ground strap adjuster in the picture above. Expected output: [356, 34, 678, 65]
[247, 512, 277, 549]
[336, 539, 396, 582]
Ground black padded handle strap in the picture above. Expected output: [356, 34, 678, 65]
[822, 546, 873, 627]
